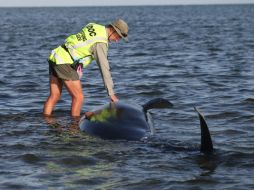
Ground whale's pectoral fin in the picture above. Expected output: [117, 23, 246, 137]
[142, 98, 173, 113]
[194, 107, 214, 154]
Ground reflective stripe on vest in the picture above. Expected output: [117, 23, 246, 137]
[48, 46, 73, 64]
[51, 50, 64, 64]
[72, 37, 108, 49]
[48, 23, 108, 67]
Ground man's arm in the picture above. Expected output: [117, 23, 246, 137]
[90, 42, 118, 102]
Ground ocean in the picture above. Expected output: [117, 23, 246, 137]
[0, 4, 254, 189]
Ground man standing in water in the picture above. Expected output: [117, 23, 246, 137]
[43, 19, 128, 117]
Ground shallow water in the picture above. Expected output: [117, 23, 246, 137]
[0, 5, 254, 189]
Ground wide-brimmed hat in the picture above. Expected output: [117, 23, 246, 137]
[110, 19, 129, 42]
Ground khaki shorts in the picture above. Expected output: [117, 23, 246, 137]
[48, 61, 79, 81]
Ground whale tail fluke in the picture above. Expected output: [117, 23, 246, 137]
[194, 107, 214, 153]
[142, 98, 173, 113]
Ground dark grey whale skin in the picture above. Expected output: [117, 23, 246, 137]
[79, 99, 213, 153]
[79, 101, 151, 141]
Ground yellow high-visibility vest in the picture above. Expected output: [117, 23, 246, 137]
[48, 23, 108, 68]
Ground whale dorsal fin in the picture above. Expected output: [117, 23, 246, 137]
[142, 98, 173, 113]
[194, 107, 214, 153]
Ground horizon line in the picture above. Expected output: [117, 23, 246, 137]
[0, 2, 253, 8]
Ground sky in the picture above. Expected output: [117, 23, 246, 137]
[0, 0, 253, 7]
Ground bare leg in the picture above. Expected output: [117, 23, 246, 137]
[63, 80, 84, 117]
[43, 76, 63, 116]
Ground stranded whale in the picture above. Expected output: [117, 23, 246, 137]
[79, 98, 213, 153]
